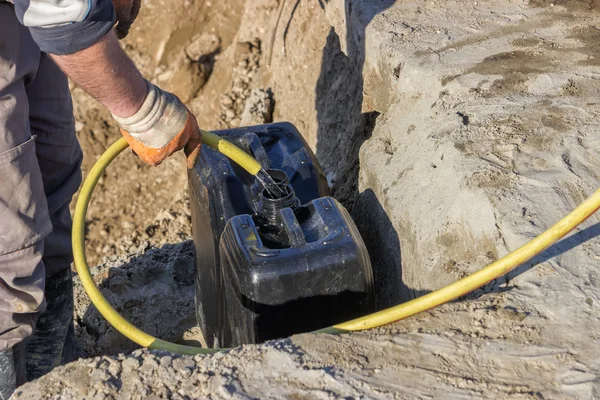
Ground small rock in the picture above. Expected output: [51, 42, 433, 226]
[185, 33, 220, 61]
[142, 356, 159, 372]
[121, 221, 135, 230]
[221, 96, 233, 107]
[107, 361, 122, 377]
[172, 357, 195, 374]
[90, 367, 110, 383]
[122, 358, 140, 370]
[160, 356, 173, 367]
[157, 70, 174, 82]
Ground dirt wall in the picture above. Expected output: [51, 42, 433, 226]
[16, 0, 600, 398]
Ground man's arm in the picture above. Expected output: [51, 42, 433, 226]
[13, 0, 202, 167]
[51, 33, 202, 167]
[51, 30, 147, 119]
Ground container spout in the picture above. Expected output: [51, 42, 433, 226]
[255, 169, 300, 222]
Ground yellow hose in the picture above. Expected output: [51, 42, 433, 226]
[73, 133, 600, 353]
[200, 130, 262, 175]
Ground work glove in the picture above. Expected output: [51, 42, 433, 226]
[112, 0, 141, 39]
[112, 80, 203, 168]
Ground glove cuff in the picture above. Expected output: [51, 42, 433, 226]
[112, 80, 188, 149]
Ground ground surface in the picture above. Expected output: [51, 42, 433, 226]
[16, 0, 600, 398]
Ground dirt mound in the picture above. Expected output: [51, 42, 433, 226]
[19, 0, 600, 398]
[13, 338, 405, 400]
[73, 192, 203, 357]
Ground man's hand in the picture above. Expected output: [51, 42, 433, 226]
[112, 0, 141, 39]
[114, 81, 203, 168]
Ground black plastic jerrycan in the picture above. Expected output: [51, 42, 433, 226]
[188, 122, 374, 348]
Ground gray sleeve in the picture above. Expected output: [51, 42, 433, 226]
[14, 0, 116, 55]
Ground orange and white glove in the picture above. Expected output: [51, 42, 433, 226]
[112, 81, 202, 168]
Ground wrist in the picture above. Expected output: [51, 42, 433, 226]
[108, 76, 149, 118]
[112, 81, 189, 149]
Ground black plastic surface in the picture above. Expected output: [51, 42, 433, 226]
[188, 122, 373, 347]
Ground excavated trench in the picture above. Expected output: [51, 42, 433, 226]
[14, 0, 600, 398]
[72, 1, 408, 358]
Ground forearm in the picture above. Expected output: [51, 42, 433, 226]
[51, 30, 147, 118]
[18, 0, 201, 167]
[44, 8, 201, 168]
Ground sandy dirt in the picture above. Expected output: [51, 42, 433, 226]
[16, 0, 600, 398]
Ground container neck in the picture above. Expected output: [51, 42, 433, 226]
[257, 183, 300, 222]
[252, 169, 300, 222]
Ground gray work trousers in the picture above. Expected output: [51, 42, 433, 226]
[0, 3, 83, 355]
